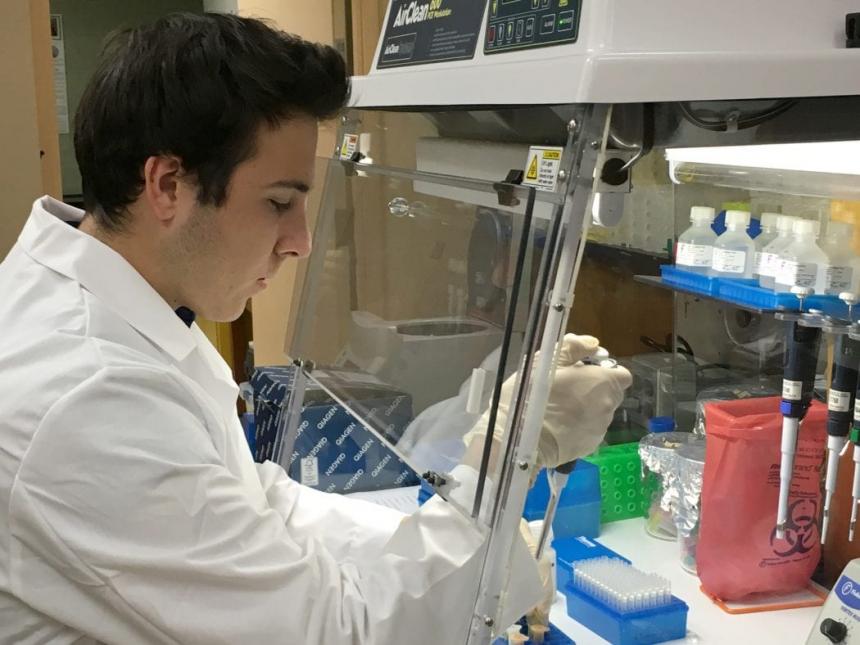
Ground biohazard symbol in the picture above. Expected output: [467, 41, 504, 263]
[526, 154, 539, 181]
[770, 498, 819, 557]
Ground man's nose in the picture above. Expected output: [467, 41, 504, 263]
[275, 213, 312, 259]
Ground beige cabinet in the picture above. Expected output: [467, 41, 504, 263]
[247, 0, 389, 366]
[0, 0, 61, 260]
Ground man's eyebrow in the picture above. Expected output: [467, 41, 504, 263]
[266, 179, 311, 193]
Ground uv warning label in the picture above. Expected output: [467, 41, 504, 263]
[339, 134, 358, 160]
[522, 146, 563, 192]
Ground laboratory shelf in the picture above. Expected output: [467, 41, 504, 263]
[635, 269, 850, 319]
[549, 518, 822, 644]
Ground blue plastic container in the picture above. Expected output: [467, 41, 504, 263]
[523, 461, 602, 539]
[717, 279, 848, 315]
[660, 265, 721, 295]
[554, 536, 631, 591]
[564, 584, 689, 645]
[662, 266, 850, 317]
[647, 417, 675, 433]
[240, 412, 256, 455]
[419, 462, 603, 537]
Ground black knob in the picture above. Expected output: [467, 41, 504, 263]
[821, 618, 848, 643]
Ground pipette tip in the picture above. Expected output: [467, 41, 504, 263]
[851, 521, 856, 542]
[775, 524, 785, 540]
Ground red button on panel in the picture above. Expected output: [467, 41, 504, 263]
[488, 25, 496, 44]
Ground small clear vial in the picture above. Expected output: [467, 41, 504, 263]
[819, 221, 859, 295]
[753, 212, 780, 278]
[711, 210, 755, 278]
[676, 206, 717, 274]
[759, 215, 797, 289]
[774, 219, 828, 293]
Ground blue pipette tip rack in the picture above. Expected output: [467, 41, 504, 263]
[563, 582, 688, 645]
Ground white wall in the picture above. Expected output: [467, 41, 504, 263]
[203, 0, 238, 13]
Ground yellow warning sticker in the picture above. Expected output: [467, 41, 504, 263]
[526, 155, 539, 181]
[522, 146, 564, 192]
[339, 133, 358, 160]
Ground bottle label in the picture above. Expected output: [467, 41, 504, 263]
[855, 398, 860, 422]
[760, 251, 778, 277]
[825, 265, 853, 294]
[783, 379, 803, 401]
[830, 389, 852, 413]
[712, 248, 746, 274]
[676, 242, 712, 267]
[778, 260, 818, 288]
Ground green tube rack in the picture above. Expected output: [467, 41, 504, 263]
[583, 442, 656, 524]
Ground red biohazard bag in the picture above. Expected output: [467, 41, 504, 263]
[697, 396, 826, 601]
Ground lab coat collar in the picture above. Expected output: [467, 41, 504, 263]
[18, 196, 198, 362]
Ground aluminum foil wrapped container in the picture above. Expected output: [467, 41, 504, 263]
[674, 439, 706, 573]
[638, 431, 693, 540]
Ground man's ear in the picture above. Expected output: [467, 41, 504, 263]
[141, 155, 187, 225]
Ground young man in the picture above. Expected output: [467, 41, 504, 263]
[0, 13, 631, 644]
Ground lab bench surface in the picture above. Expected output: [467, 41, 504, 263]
[345, 488, 822, 643]
[550, 517, 821, 644]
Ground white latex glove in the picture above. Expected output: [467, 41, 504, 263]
[464, 334, 632, 469]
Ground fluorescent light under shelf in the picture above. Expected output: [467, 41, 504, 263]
[666, 141, 860, 176]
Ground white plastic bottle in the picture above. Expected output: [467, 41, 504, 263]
[759, 215, 797, 289]
[676, 206, 717, 274]
[774, 219, 828, 293]
[753, 213, 779, 279]
[711, 210, 755, 278]
[819, 221, 859, 295]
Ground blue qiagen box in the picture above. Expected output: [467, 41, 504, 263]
[250, 366, 419, 494]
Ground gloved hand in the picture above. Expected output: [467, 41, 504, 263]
[464, 334, 632, 468]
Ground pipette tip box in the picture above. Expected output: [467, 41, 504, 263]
[554, 535, 630, 591]
[523, 463, 602, 539]
[564, 585, 688, 645]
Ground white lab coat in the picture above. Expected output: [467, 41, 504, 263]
[0, 197, 541, 645]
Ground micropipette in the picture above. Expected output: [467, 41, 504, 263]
[776, 319, 821, 540]
[822, 334, 860, 544]
[850, 394, 860, 540]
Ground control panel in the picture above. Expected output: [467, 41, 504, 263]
[484, 0, 581, 54]
[807, 559, 860, 644]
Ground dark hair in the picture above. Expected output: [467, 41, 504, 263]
[74, 12, 349, 230]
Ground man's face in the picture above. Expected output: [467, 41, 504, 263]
[173, 117, 317, 322]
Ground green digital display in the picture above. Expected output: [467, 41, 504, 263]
[484, 0, 581, 55]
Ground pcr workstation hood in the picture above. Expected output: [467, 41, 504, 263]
[278, 2, 860, 642]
